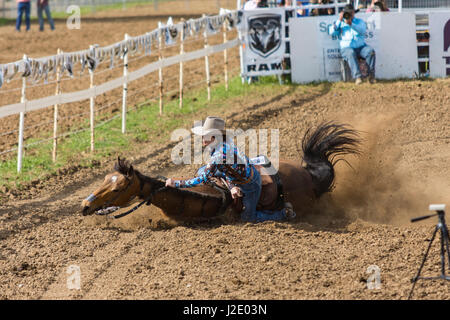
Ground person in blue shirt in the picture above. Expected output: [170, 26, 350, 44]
[165, 116, 296, 223]
[297, 1, 310, 17]
[329, 5, 376, 84]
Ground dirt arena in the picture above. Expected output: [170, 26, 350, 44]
[1, 2, 449, 300]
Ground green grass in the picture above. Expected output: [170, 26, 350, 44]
[0, 75, 287, 191]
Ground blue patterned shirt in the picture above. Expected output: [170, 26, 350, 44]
[174, 141, 252, 188]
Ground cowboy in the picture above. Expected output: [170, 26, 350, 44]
[165, 116, 296, 223]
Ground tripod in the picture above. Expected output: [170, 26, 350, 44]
[408, 208, 450, 300]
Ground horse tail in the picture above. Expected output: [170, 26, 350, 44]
[302, 122, 361, 198]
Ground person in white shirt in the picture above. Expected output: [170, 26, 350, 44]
[243, 0, 261, 10]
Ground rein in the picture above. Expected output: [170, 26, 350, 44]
[98, 185, 168, 220]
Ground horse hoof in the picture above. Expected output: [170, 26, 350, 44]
[284, 202, 296, 220]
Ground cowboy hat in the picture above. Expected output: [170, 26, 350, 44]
[191, 116, 226, 136]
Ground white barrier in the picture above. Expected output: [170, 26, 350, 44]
[289, 12, 419, 83]
[0, 39, 239, 119]
[429, 11, 450, 77]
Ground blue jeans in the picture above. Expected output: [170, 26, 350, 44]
[240, 166, 287, 223]
[197, 165, 287, 222]
[38, 4, 55, 31]
[341, 45, 376, 79]
[16, 2, 31, 31]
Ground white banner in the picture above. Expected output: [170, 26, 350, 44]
[429, 11, 450, 78]
[290, 12, 418, 83]
[240, 8, 286, 77]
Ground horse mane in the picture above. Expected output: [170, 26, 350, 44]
[114, 157, 223, 200]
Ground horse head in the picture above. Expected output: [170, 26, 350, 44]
[81, 157, 141, 216]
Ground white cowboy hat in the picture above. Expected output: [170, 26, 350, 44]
[191, 116, 226, 136]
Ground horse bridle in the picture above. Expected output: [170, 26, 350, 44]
[95, 174, 229, 220]
[93, 174, 137, 213]
[95, 174, 168, 219]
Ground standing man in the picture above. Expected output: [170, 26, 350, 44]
[15, 0, 31, 32]
[37, 0, 55, 31]
[329, 4, 376, 84]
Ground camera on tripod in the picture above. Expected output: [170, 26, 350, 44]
[409, 204, 449, 299]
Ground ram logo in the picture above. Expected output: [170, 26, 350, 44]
[248, 14, 282, 58]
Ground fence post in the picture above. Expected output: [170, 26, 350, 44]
[223, 22, 228, 91]
[154, 0, 158, 11]
[179, 19, 185, 109]
[158, 22, 164, 115]
[17, 55, 27, 173]
[122, 34, 129, 134]
[89, 45, 95, 152]
[203, 15, 211, 101]
[52, 48, 62, 163]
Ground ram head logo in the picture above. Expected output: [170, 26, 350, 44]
[248, 14, 282, 58]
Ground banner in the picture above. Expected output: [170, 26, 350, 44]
[429, 11, 450, 78]
[289, 12, 418, 83]
[239, 8, 286, 77]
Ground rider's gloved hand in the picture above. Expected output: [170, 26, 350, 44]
[165, 178, 176, 187]
[230, 187, 243, 199]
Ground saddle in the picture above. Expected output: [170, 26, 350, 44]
[206, 156, 284, 214]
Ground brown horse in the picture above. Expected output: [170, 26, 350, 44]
[81, 122, 361, 221]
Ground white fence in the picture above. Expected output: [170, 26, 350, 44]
[0, 10, 240, 172]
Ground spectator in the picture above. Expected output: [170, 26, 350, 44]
[296, 1, 310, 17]
[329, 4, 376, 84]
[310, 0, 335, 16]
[15, 0, 31, 32]
[258, 0, 268, 7]
[37, 0, 55, 31]
[366, 0, 389, 12]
